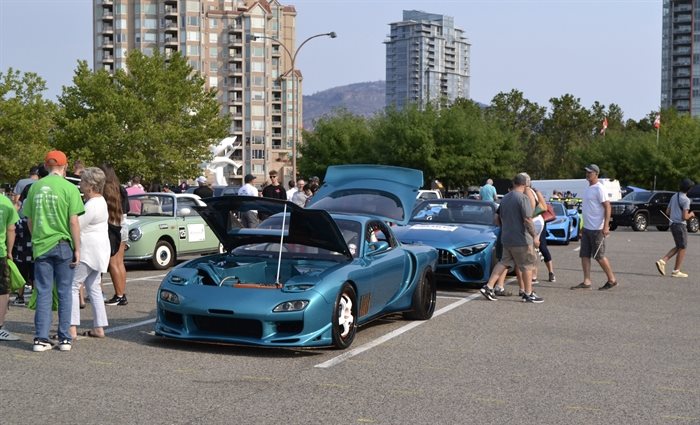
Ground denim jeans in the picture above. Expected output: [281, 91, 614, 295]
[34, 241, 75, 342]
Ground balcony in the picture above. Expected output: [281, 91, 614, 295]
[102, 37, 114, 48]
[227, 65, 243, 75]
[674, 36, 692, 45]
[228, 36, 243, 45]
[102, 25, 114, 34]
[102, 10, 114, 20]
[227, 23, 243, 33]
[164, 20, 178, 33]
[164, 37, 178, 46]
[102, 53, 114, 63]
[164, 6, 177, 17]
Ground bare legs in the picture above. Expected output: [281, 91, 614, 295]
[108, 242, 127, 297]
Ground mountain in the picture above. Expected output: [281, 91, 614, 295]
[302, 81, 385, 129]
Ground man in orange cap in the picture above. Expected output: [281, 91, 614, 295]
[23, 150, 85, 352]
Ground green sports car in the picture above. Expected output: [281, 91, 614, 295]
[124, 193, 221, 269]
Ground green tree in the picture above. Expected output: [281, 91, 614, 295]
[298, 109, 372, 180]
[54, 51, 229, 183]
[0, 68, 55, 182]
[486, 89, 546, 177]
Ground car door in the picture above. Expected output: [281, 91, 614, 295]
[175, 197, 217, 253]
[650, 192, 672, 225]
[362, 220, 409, 315]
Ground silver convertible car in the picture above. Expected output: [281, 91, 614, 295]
[154, 165, 439, 349]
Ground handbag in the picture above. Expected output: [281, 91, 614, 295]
[541, 204, 556, 223]
[108, 223, 122, 257]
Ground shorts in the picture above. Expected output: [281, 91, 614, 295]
[580, 228, 605, 260]
[671, 223, 687, 249]
[499, 245, 536, 272]
[0, 257, 9, 295]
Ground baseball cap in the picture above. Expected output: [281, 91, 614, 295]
[196, 176, 207, 184]
[244, 173, 256, 183]
[584, 164, 600, 174]
[45, 150, 68, 166]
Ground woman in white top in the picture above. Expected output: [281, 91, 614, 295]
[70, 167, 111, 339]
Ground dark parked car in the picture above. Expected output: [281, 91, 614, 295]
[610, 191, 674, 231]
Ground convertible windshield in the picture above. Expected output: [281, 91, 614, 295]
[622, 191, 652, 202]
[411, 200, 496, 226]
[127, 194, 175, 217]
[311, 189, 404, 223]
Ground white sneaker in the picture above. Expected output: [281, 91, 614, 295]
[655, 259, 666, 276]
[671, 270, 688, 278]
[58, 339, 72, 351]
[32, 339, 53, 352]
[0, 329, 20, 341]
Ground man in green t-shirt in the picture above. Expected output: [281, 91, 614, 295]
[23, 150, 84, 352]
[0, 194, 20, 341]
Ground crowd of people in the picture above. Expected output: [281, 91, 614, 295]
[1, 156, 693, 348]
[0, 151, 133, 350]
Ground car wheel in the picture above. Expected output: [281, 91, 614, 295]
[632, 213, 648, 231]
[403, 268, 436, 320]
[687, 217, 699, 233]
[656, 225, 669, 231]
[152, 240, 175, 270]
[331, 283, 357, 349]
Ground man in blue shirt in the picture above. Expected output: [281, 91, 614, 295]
[479, 178, 497, 202]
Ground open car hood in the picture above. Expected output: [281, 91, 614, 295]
[308, 165, 423, 225]
[194, 196, 352, 259]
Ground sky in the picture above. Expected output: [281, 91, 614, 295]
[0, 0, 661, 121]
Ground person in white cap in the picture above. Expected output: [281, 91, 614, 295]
[193, 176, 213, 198]
[571, 164, 618, 291]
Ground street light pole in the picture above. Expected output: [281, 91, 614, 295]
[251, 31, 336, 181]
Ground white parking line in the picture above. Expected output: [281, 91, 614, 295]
[314, 293, 481, 369]
[105, 318, 156, 335]
[102, 273, 167, 287]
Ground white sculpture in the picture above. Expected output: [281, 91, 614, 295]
[203, 137, 242, 186]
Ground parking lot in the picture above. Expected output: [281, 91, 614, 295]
[2, 228, 699, 425]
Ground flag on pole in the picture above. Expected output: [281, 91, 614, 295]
[654, 114, 661, 129]
[600, 117, 608, 135]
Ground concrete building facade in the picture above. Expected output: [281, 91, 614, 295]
[661, 0, 699, 116]
[93, 0, 301, 186]
[385, 10, 471, 110]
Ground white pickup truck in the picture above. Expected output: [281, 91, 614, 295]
[416, 190, 443, 200]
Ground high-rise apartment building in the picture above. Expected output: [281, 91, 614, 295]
[93, 0, 300, 185]
[385, 10, 470, 110]
[661, 0, 699, 115]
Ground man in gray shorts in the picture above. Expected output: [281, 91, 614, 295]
[656, 178, 695, 278]
[480, 173, 543, 303]
[572, 164, 617, 290]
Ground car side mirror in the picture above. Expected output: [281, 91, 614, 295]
[367, 241, 389, 254]
[179, 207, 192, 216]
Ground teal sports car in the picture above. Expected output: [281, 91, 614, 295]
[124, 193, 221, 269]
[154, 165, 438, 349]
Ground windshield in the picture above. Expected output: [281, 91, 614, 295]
[551, 203, 566, 216]
[410, 200, 496, 225]
[311, 189, 404, 223]
[127, 194, 175, 217]
[622, 191, 652, 202]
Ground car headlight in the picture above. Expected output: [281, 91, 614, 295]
[129, 227, 143, 241]
[160, 290, 180, 304]
[273, 300, 309, 312]
[456, 242, 489, 256]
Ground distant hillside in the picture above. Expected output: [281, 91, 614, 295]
[302, 81, 385, 129]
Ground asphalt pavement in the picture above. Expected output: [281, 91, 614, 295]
[1, 228, 699, 425]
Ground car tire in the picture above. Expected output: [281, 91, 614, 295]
[656, 225, 669, 231]
[687, 217, 699, 233]
[632, 213, 648, 231]
[403, 268, 436, 320]
[152, 240, 175, 270]
[331, 283, 357, 349]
